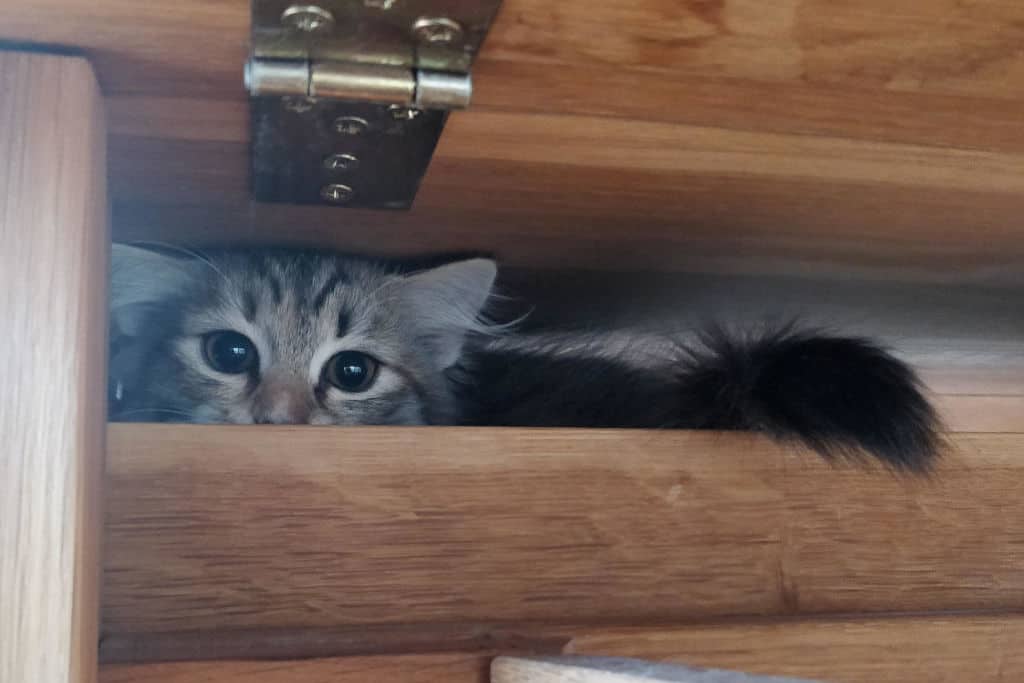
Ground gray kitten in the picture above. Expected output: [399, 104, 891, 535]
[110, 244, 940, 470]
[110, 244, 495, 425]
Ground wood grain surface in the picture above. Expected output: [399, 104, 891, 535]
[103, 425, 1024, 639]
[0, 52, 108, 683]
[100, 653, 490, 683]
[4, 0, 1022, 100]
[5, 1, 1024, 279]
[105, 109, 1024, 282]
[98, 613, 1024, 681]
[106, 109, 1024, 282]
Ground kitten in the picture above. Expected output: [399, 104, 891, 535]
[109, 244, 940, 470]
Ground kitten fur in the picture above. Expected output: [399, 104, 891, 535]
[110, 245, 941, 470]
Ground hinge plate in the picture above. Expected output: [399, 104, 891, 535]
[252, 98, 446, 209]
[253, 0, 503, 73]
[247, 0, 502, 209]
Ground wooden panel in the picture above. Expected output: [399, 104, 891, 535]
[98, 614, 1024, 682]
[4, 0, 1023, 101]
[6, 1, 1024, 278]
[108, 157, 1024, 282]
[98, 621, 573, 664]
[102, 104, 1024, 281]
[100, 653, 489, 683]
[569, 615, 1024, 681]
[103, 426, 1024, 636]
[0, 53, 107, 683]
[107, 112, 1024, 206]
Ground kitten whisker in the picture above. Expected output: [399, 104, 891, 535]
[111, 407, 194, 420]
[127, 240, 230, 284]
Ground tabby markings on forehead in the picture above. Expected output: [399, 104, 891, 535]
[242, 290, 259, 322]
[312, 269, 350, 313]
[336, 310, 351, 338]
[251, 257, 284, 305]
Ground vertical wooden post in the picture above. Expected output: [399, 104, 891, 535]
[0, 52, 108, 683]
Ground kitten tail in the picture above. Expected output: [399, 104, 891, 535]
[676, 326, 942, 471]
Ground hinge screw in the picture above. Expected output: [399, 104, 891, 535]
[281, 5, 336, 33]
[412, 17, 464, 46]
[333, 116, 370, 135]
[321, 184, 355, 204]
[388, 105, 422, 121]
[324, 153, 360, 171]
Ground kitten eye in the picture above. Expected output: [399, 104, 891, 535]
[202, 331, 258, 375]
[324, 351, 379, 393]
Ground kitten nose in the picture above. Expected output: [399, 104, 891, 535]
[252, 374, 313, 424]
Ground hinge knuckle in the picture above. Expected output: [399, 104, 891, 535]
[246, 59, 310, 97]
[416, 70, 472, 110]
[309, 63, 416, 104]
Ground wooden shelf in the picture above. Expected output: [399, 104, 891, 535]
[99, 613, 1024, 683]
[104, 425, 1024, 653]
[5, 1, 1024, 279]
[6, 0, 1024, 102]
[106, 119, 1024, 281]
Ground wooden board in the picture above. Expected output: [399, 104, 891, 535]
[98, 613, 1024, 682]
[0, 52, 108, 683]
[106, 113, 1024, 281]
[5, 1, 1024, 279]
[103, 425, 1024, 640]
[100, 653, 490, 683]
[566, 615, 1024, 681]
[5, 0, 1024, 103]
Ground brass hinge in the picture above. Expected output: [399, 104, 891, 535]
[245, 1, 502, 209]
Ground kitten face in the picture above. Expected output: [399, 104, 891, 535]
[110, 246, 496, 425]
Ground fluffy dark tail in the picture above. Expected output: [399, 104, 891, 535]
[458, 327, 942, 471]
[675, 326, 941, 470]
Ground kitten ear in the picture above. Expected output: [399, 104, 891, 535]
[394, 258, 498, 369]
[110, 243, 199, 336]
